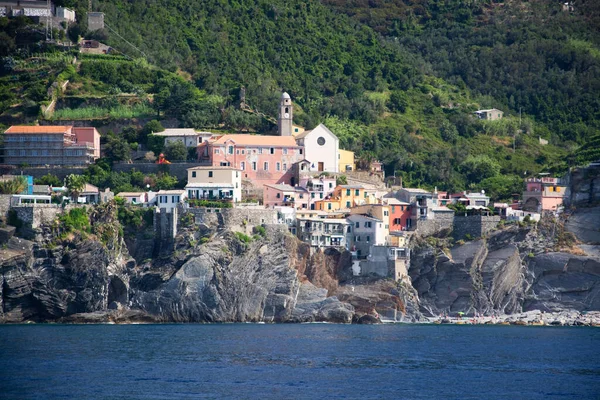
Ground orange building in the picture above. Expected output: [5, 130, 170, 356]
[314, 185, 377, 212]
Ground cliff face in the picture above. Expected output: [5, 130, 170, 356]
[405, 220, 600, 318]
[1, 204, 598, 324]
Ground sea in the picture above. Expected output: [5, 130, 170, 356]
[0, 324, 598, 399]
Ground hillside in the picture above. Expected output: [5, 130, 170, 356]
[1, 0, 598, 197]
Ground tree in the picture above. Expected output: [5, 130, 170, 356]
[36, 173, 61, 187]
[147, 134, 166, 155]
[0, 176, 27, 194]
[388, 90, 409, 113]
[105, 137, 131, 162]
[65, 174, 86, 202]
[139, 120, 164, 144]
[460, 155, 501, 185]
[163, 140, 187, 161]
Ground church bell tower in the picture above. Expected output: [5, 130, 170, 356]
[278, 92, 293, 136]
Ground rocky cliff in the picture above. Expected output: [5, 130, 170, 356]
[1, 204, 599, 324]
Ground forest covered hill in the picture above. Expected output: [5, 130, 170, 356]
[1, 0, 599, 199]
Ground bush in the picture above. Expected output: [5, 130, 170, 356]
[234, 231, 252, 243]
[253, 225, 267, 238]
[59, 208, 90, 233]
[187, 199, 232, 208]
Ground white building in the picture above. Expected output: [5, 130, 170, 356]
[185, 166, 242, 202]
[155, 189, 187, 210]
[56, 6, 75, 22]
[295, 124, 339, 173]
[347, 214, 388, 258]
[153, 128, 213, 148]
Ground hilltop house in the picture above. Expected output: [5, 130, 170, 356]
[263, 184, 308, 208]
[475, 108, 503, 121]
[314, 185, 377, 212]
[294, 124, 339, 173]
[347, 214, 388, 259]
[296, 216, 350, 249]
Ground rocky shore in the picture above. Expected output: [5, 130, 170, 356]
[426, 310, 600, 327]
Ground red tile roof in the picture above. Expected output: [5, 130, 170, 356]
[5, 126, 72, 134]
[212, 134, 299, 147]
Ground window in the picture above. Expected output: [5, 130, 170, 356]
[392, 206, 395, 213]
[241, 162, 245, 170]
[328, 203, 332, 210]
[329, 183, 333, 188]
[355, 189, 360, 196]
[276, 193, 281, 198]
[311, 193, 315, 198]
[346, 201, 351, 208]
[192, 171, 196, 178]
[393, 218, 401, 225]
[299, 149, 303, 155]
[264, 162, 269, 171]
[356, 236, 361, 242]
[276, 162, 281, 171]
[283, 163, 287, 171]
[228, 146, 234, 154]
[270, 148, 275, 154]
[236, 150, 240, 155]
[385, 225, 389, 229]
[355, 222, 359, 228]
[366, 235, 370, 242]
[258, 148, 263, 154]
[215, 149, 220, 154]
[346, 189, 351, 196]
[252, 162, 257, 171]
[283, 148, 288, 155]
[241, 150, 245, 155]
[320, 193, 323, 199]
[364, 221, 372, 228]
[209, 171, 213, 178]
[171, 196, 176, 203]
[384, 211, 389, 216]
[317, 137, 326, 146]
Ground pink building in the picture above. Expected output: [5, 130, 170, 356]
[263, 184, 309, 209]
[198, 134, 303, 187]
[73, 127, 101, 159]
[523, 177, 569, 212]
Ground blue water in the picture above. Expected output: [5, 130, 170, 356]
[0, 324, 598, 399]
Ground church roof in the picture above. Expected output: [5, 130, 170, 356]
[212, 134, 299, 147]
[281, 92, 291, 99]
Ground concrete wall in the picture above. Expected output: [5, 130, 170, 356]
[453, 215, 501, 240]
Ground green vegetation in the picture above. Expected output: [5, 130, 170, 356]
[253, 225, 267, 238]
[0, 176, 27, 194]
[1, 0, 598, 198]
[51, 103, 154, 120]
[187, 199, 233, 209]
[234, 232, 252, 244]
[116, 205, 154, 230]
[59, 208, 91, 233]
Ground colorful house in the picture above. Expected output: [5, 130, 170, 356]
[314, 185, 377, 212]
[522, 176, 569, 212]
[263, 184, 309, 209]
[197, 134, 303, 187]
[383, 198, 412, 231]
[338, 149, 355, 172]
[153, 128, 213, 148]
[296, 216, 351, 248]
[298, 175, 337, 210]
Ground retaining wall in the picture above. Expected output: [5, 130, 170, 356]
[182, 207, 278, 234]
[453, 215, 501, 239]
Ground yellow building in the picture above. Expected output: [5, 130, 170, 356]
[315, 185, 377, 212]
[338, 149, 355, 172]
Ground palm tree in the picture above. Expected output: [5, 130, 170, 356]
[0, 176, 27, 194]
[65, 174, 86, 203]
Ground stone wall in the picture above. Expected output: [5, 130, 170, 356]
[415, 213, 454, 237]
[182, 207, 278, 234]
[154, 207, 177, 252]
[344, 170, 385, 189]
[10, 204, 80, 237]
[39, 118, 180, 135]
[453, 215, 501, 240]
